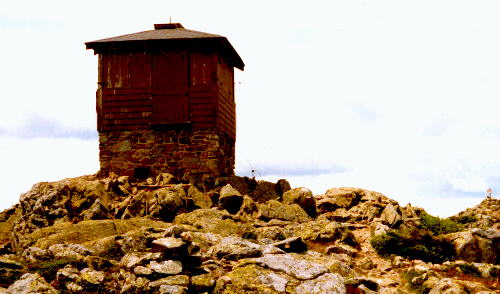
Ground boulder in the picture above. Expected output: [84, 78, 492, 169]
[228, 176, 285, 202]
[13, 176, 113, 241]
[191, 273, 216, 293]
[427, 278, 467, 294]
[134, 266, 153, 276]
[149, 260, 183, 275]
[228, 175, 255, 196]
[119, 271, 149, 293]
[283, 187, 316, 217]
[257, 200, 310, 223]
[379, 203, 403, 228]
[81, 198, 110, 220]
[156, 173, 176, 185]
[158, 285, 188, 294]
[152, 186, 188, 221]
[250, 253, 329, 280]
[48, 243, 94, 261]
[0, 257, 23, 288]
[275, 179, 292, 196]
[120, 252, 162, 269]
[250, 180, 281, 203]
[80, 267, 105, 285]
[236, 195, 258, 219]
[326, 244, 358, 257]
[19, 218, 169, 251]
[287, 220, 358, 248]
[7, 273, 58, 294]
[449, 197, 500, 229]
[444, 228, 500, 264]
[187, 186, 212, 209]
[294, 273, 346, 294]
[151, 237, 186, 256]
[0, 205, 21, 245]
[272, 237, 307, 253]
[208, 236, 262, 260]
[316, 188, 361, 213]
[218, 184, 244, 214]
[214, 264, 295, 293]
[174, 209, 253, 237]
[118, 191, 153, 219]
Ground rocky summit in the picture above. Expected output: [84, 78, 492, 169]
[0, 174, 498, 293]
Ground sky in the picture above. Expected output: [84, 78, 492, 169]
[1, 0, 499, 216]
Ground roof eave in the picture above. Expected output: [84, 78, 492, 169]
[85, 38, 244, 71]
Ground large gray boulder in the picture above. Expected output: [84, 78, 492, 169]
[7, 273, 58, 294]
[283, 187, 316, 217]
[316, 188, 361, 213]
[444, 228, 500, 264]
[151, 186, 187, 221]
[218, 184, 244, 214]
[294, 273, 346, 294]
[257, 200, 310, 223]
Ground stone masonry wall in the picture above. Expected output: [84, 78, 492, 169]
[98, 128, 235, 181]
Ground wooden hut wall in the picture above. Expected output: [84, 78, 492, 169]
[97, 49, 233, 133]
[189, 51, 217, 129]
[216, 55, 236, 139]
[98, 52, 153, 131]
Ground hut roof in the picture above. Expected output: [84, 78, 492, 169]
[85, 23, 244, 70]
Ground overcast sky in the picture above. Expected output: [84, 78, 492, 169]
[1, 0, 499, 216]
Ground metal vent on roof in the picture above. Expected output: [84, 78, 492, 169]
[154, 23, 184, 30]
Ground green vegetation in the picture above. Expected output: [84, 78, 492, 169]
[401, 269, 429, 294]
[458, 263, 481, 277]
[449, 214, 478, 225]
[242, 230, 257, 240]
[370, 229, 456, 263]
[371, 212, 466, 263]
[27, 258, 85, 282]
[418, 213, 464, 235]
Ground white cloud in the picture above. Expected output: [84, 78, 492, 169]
[0, 115, 97, 140]
[0, 137, 99, 211]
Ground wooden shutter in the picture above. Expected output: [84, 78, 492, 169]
[152, 50, 189, 124]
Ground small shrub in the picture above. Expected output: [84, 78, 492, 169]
[459, 263, 481, 277]
[242, 230, 257, 240]
[370, 229, 456, 263]
[490, 266, 500, 277]
[275, 232, 286, 241]
[419, 214, 464, 235]
[449, 214, 478, 225]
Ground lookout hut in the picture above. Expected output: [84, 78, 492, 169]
[85, 23, 244, 180]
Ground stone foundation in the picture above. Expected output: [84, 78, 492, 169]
[98, 128, 235, 181]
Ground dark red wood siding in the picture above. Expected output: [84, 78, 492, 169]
[152, 51, 189, 124]
[96, 48, 235, 138]
[216, 55, 236, 138]
[189, 52, 216, 128]
[98, 52, 153, 131]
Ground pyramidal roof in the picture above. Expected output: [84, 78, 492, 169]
[85, 23, 244, 70]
